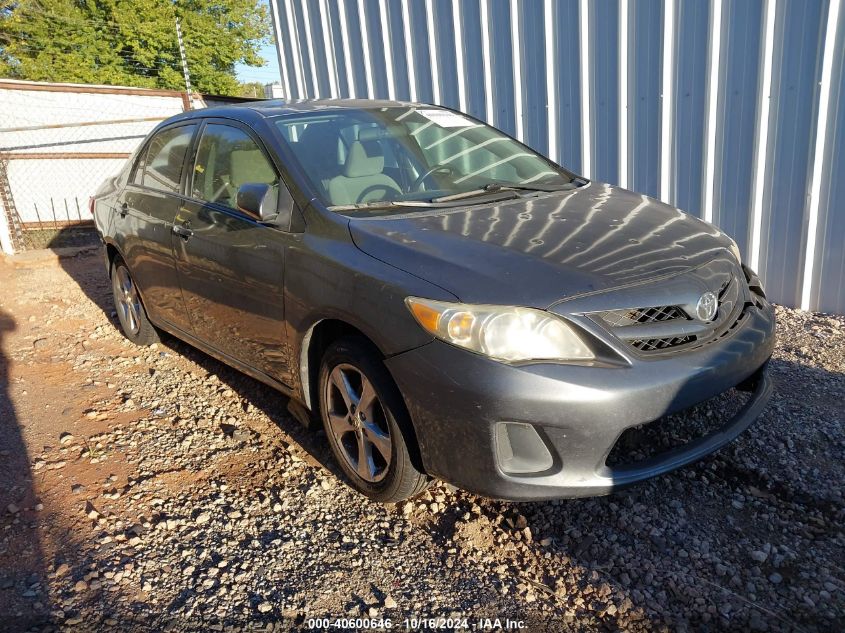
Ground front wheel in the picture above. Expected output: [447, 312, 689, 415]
[318, 337, 429, 502]
[111, 257, 159, 346]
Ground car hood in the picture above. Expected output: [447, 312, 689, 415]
[348, 182, 736, 308]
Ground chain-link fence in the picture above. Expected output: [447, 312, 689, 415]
[0, 81, 197, 252]
[0, 81, 253, 252]
[0, 118, 162, 250]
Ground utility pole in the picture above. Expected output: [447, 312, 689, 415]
[175, 17, 194, 109]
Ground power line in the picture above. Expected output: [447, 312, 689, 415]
[1, 38, 184, 76]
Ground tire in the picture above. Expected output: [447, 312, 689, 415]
[110, 257, 159, 346]
[318, 336, 430, 502]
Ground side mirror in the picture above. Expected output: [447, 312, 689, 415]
[236, 183, 276, 222]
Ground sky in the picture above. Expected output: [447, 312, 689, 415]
[235, 41, 282, 86]
[235, 0, 283, 86]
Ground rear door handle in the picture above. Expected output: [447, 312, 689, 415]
[172, 225, 193, 239]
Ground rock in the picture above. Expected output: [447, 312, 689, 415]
[195, 512, 211, 525]
[257, 601, 273, 613]
[71, 484, 84, 494]
[750, 550, 768, 563]
[59, 432, 74, 445]
[769, 573, 783, 584]
[6, 503, 19, 514]
[384, 596, 397, 609]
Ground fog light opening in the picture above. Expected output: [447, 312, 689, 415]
[495, 422, 554, 475]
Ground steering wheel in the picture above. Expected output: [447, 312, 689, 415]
[410, 164, 454, 192]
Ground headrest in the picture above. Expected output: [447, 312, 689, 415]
[299, 122, 340, 146]
[343, 140, 385, 178]
[358, 125, 407, 142]
[230, 149, 276, 187]
[296, 123, 342, 171]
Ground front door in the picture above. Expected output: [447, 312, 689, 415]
[118, 123, 197, 332]
[172, 121, 294, 385]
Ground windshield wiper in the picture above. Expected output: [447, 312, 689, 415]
[430, 187, 522, 204]
[481, 180, 581, 193]
[429, 181, 580, 204]
[330, 199, 440, 212]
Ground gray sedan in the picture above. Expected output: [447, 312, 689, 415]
[92, 100, 775, 502]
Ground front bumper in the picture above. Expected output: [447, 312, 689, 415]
[385, 300, 775, 500]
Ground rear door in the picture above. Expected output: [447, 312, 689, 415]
[117, 123, 197, 332]
[172, 120, 295, 384]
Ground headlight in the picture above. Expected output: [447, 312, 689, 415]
[405, 297, 594, 363]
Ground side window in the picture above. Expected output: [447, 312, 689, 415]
[137, 126, 196, 193]
[131, 148, 146, 185]
[191, 124, 279, 213]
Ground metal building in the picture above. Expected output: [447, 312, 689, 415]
[268, 0, 845, 314]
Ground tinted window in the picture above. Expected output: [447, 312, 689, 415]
[137, 125, 195, 193]
[191, 124, 278, 211]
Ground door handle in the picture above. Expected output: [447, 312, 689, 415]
[119, 202, 129, 217]
[172, 224, 193, 239]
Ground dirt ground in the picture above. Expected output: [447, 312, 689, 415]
[0, 241, 843, 632]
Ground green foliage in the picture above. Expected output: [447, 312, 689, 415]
[0, 0, 270, 95]
[237, 80, 265, 99]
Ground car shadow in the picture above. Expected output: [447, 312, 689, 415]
[0, 307, 54, 630]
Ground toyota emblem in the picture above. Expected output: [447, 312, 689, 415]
[696, 291, 718, 321]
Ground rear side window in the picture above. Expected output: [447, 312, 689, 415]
[134, 125, 196, 193]
[191, 124, 279, 212]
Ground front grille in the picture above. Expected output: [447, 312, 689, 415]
[630, 335, 695, 352]
[596, 305, 688, 328]
[593, 305, 694, 353]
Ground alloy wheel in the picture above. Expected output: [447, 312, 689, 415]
[114, 266, 142, 335]
[324, 363, 392, 483]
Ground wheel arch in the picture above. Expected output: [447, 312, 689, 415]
[105, 241, 121, 276]
[300, 318, 374, 411]
[300, 318, 427, 475]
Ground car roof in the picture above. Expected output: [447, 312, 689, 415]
[170, 98, 434, 124]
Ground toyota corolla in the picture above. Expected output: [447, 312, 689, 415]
[91, 100, 775, 502]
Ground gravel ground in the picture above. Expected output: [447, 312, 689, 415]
[0, 245, 842, 632]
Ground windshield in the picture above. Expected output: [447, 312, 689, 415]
[272, 107, 578, 211]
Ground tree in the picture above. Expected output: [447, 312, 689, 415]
[237, 80, 265, 99]
[0, 0, 270, 95]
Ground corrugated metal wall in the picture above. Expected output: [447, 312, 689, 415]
[269, 0, 845, 313]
